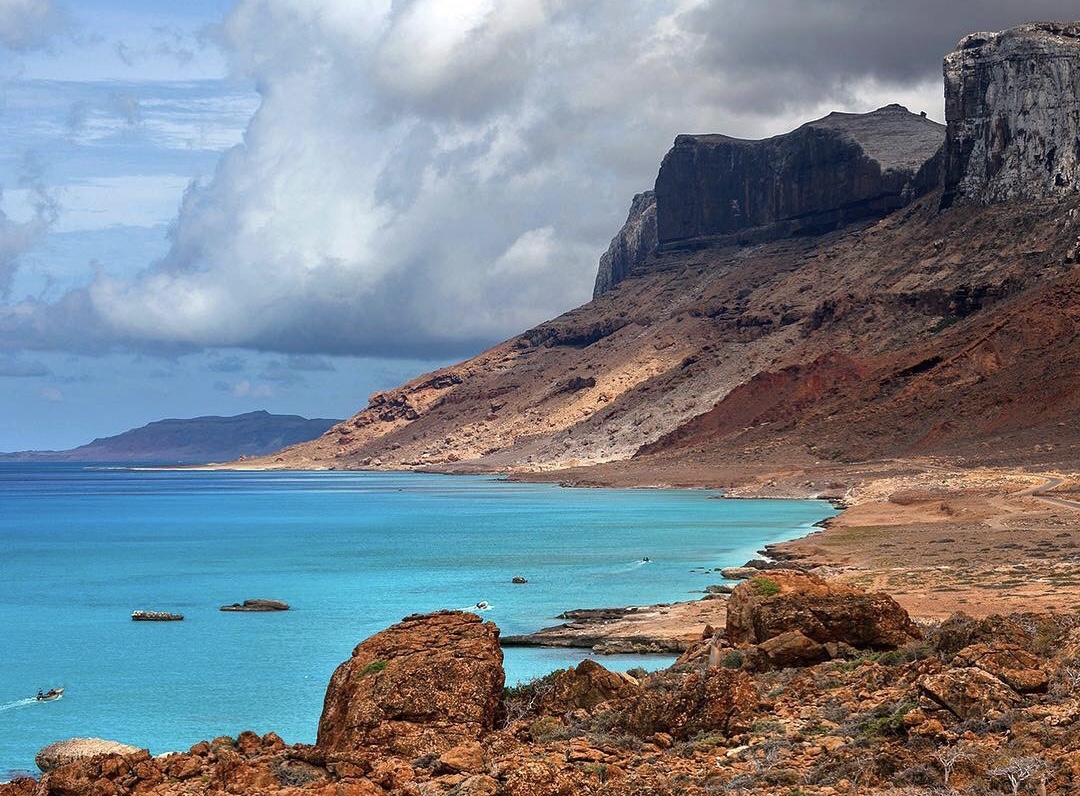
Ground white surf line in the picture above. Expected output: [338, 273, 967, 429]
[0, 698, 38, 711]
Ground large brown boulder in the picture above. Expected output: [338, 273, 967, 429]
[725, 570, 920, 649]
[35, 739, 144, 773]
[616, 667, 757, 740]
[545, 659, 640, 712]
[317, 611, 504, 758]
[918, 667, 1023, 720]
[953, 643, 1049, 693]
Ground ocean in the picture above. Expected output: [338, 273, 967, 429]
[0, 464, 834, 777]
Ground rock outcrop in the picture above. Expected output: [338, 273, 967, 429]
[654, 104, 944, 248]
[220, 599, 290, 612]
[316, 611, 503, 758]
[592, 190, 657, 297]
[725, 570, 921, 650]
[941, 22, 1080, 207]
[35, 739, 143, 773]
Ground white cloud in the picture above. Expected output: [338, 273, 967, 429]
[0, 0, 64, 51]
[7, 0, 1067, 359]
[39, 385, 63, 402]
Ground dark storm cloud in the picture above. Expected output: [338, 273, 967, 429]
[686, 0, 1080, 110]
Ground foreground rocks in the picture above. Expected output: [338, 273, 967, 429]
[35, 740, 143, 773]
[8, 599, 1080, 796]
[316, 611, 504, 758]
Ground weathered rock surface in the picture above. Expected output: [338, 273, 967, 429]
[942, 22, 1080, 206]
[593, 190, 657, 297]
[219, 599, 290, 612]
[316, 610, 503, 758]
[35, 739, 143, 773]
[725, 570, 921, 649]
[918, 666, 1023, 720]
[952, 641, 1049, 693]
[654, 104, 944, 248]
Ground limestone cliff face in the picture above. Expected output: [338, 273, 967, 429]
[942, 22, 1080, 207]
[592, 190, 657, 298]
[654, 104, 944, 248]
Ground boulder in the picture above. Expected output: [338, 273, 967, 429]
[952, 642, 1049, 693]
[746, 630, 829, 670]
[220, 599, 290, 612]
[617, 667, 757, 740]
[316, 611, 504, 758]
[36, 739, 144, 773]
[543, 659, 640, 713]
[725, 570, 920, 649]
[918, 667, 1023, 720]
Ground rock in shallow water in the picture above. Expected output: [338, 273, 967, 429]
[219, 599, 290, 612]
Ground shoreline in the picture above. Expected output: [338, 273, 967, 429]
[493, 459, 1080, 650]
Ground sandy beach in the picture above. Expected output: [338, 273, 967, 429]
[504, 460, 1080, 651]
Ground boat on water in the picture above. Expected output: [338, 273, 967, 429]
[35, 687, 64, 702]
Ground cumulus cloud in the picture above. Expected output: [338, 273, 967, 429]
[5, 0, 1073, 359]
[0, 0, 65, 51]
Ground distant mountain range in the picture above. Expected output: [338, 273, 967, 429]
[0, 410, 341, 464]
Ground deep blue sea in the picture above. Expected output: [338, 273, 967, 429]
[0, 464, 834, 777]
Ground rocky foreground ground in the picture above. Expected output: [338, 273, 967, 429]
[8, 570, 1080, 796]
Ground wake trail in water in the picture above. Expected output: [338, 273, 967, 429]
[0, 698, 37, 712]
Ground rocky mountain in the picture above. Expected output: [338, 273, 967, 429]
[250, 22, 1079, 475]
[1, 411, 340, 464]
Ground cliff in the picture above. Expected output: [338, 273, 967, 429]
[244, 22, 1079, 476]
[592, 191, 656, 298]
[0, 411, 340, 464]
[942, 22, 1080, 206]
[654, 104, 944, 249]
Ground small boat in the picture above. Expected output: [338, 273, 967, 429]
[35, 687, 64, 702]
[475, 601, 491, 610]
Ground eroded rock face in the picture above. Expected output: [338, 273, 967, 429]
[593, 190, 657, 297]
[942, 22, 1080, 206]
[918, 667, 1023, 720]
[725, 570, 921, 650]
[316, 611, 504, 758]
[654, 104, 944, 247]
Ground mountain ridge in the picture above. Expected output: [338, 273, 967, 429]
[1, 410, 341, 464]
[241, 22, 1079, 478]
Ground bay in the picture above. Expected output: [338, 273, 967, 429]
[0, 464, 834, 776]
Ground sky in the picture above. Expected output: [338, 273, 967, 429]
[0, 0, 1076, 450]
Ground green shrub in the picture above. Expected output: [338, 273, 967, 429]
[750, 577, 781, 597]
[360, 659, 388, 677]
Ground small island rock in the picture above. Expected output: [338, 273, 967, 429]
[219, 599, 290, 612]
[130, 610, 183, 621]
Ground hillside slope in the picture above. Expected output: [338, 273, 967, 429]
[250, 24, 1080, 476]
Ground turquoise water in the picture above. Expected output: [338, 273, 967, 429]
[0, 465, 833, 777]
